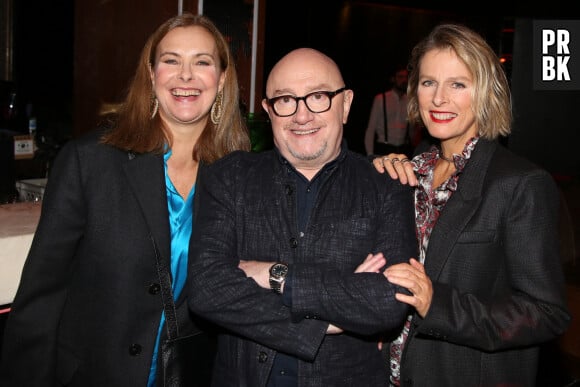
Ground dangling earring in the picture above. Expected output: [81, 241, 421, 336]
[150, 95, 159, 119]
[211, 90, 223, 125]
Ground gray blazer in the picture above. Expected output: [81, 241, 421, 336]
[188, 145, 418, 387]
[400, 139, 571, 386]
[0, 129, 212, 386]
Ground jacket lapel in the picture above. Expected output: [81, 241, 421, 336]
[424, 139, 497, 279]
[123, 152, 171, 263]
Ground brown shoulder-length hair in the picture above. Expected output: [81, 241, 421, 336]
[101, 13, 250, 163]
[407, 23, 512, 140]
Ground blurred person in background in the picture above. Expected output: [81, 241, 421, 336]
[365, 66, 420, 157]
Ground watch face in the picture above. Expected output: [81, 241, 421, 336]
[271, 263, 288, 278]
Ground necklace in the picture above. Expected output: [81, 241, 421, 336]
[439, 153, 455, 163]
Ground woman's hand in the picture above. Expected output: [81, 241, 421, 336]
[372, 153, 418, 186]
[384, 258, 433, 318]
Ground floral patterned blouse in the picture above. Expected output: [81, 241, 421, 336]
[412, 136, 479, 264]
[389, 136, 479, 386]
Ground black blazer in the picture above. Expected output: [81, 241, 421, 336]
[400, 139, 571, 386]
[188, 146, 418, 387]
[0, 129, 212, 386]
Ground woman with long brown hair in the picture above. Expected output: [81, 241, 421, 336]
[0, 13, 250, 387]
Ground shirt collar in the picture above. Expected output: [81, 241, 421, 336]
[274, 141, 348, 180]
[413, 136, 480, 176]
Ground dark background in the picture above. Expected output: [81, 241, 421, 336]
[3, 0, 579, 177]
[260, 2, 580, 176]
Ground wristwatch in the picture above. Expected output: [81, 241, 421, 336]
[269, 263, 289, 294]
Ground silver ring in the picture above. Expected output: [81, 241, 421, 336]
[391, 158, 400, 163]
[401, 158, 410, 163]
[382, 157, 391, 163]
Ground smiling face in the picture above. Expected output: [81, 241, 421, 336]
[262, 48, 353, 177]
[150, 25, 225, 130]
[417, 48, 478, 148]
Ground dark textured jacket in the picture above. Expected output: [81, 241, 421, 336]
[188, 143, 418, 387]
[400, 139, 571, 386]
[0, 129, 214, 386]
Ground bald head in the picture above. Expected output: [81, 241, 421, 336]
[265, 48, 345, 97]
[261, 47, 353, 180]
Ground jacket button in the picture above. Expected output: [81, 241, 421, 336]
[128, 343, 142, 356]
[285, 185, 293, 195]
[289, 238, 298, 248]
[258, 351, 268, 363]
[148, 283, 161, 295]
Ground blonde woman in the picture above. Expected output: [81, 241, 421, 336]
[374, 23, 570, 386]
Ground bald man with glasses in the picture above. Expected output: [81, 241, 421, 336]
[187, 48, 417, 387]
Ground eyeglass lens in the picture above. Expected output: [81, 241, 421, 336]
[274, 92, 331, 116]
[270, 88, 345, 117]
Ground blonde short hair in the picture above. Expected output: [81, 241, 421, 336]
[407, 23, 512, 139]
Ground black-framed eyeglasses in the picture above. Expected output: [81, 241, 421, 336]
[265, 87, 346, 117]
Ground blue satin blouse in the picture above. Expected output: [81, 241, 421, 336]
[147, 150, 195, 386]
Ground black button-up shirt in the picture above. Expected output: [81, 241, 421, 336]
[267, 155, 336, 387]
